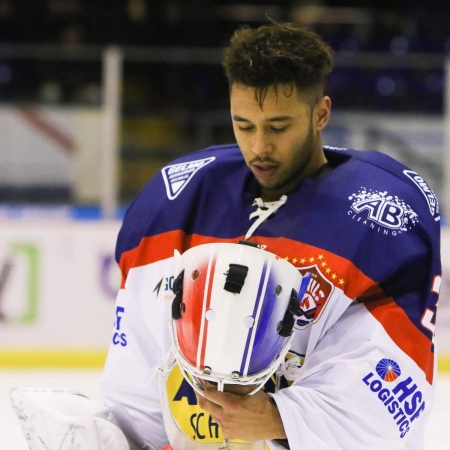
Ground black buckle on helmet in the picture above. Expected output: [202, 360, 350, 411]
[277, 289, 299, 337]
[171, 270, 185, 320]
[224, 264, 249, 294]
[238, 240, 259, 248]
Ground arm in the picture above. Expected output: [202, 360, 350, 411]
[197, 299, 435, 449]
[101, 257, 175, 449]
[272, 300, 434, 450]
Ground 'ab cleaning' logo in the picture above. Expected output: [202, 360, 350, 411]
[162, 157, 216, 200]
[362, 359, 426, 438]
[348, 188, 418, 236]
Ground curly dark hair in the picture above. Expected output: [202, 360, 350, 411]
[223, 23, 333, 100]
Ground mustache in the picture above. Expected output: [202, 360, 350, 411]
[249, 156, 280, 164]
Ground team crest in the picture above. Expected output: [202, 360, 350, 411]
[162, 157, 216, 200]
[295, 266, 334, 329]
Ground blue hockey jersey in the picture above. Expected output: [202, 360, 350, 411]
[101, 144, 441, 450]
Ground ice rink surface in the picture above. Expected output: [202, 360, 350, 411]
[1, 369, 449, 449]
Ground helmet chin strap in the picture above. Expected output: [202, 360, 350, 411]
[245, 195, 287, 240]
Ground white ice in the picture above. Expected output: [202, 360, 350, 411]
[0, 370, 448, 449]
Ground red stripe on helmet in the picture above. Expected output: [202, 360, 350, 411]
[176, 260, 208, 367]
[198, 257, 216, 370]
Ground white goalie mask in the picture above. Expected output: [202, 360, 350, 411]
[170, 241, 309, 396]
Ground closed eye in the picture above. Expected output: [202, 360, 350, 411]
[271, 126, 288, 132]
[237, 125, 254, 132]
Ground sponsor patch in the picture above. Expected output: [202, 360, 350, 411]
[112, 306, 127, 347]
[362, 358, 426, 438]
[403, 170, 440, 221]
[348, 188, 418, 235]
[153, 276, 175, 300]
[162, 157, 216, 200]
[376, 358, 402, 382]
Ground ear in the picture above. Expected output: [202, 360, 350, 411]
[314, 96, 331, 132]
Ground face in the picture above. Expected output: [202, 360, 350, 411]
[230, 83, 331, 201]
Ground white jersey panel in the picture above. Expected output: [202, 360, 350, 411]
[271, 301, 434, 449]
[101, 257, 176, 448]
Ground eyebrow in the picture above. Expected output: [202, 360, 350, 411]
[232, 115, 292, 122]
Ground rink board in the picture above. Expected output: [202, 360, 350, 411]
[0, 221, 448, 371]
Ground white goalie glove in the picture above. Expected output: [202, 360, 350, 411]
[10, 388, 156, 450]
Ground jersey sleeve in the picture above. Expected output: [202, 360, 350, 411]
[100, 147, 239, 448]
[100, 277, 171, 449]
[267, 155, 441, 449]
[270, 298, 434, 449]
[101, 196, 178, 449]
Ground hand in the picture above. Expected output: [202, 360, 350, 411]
[196, 384, 287, 442]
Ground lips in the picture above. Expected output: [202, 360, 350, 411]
[251, 163, 280, 180]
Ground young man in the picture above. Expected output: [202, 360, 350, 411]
[101, 23, 441, 449]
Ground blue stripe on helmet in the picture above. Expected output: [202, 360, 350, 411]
[239, 262, 268, 376]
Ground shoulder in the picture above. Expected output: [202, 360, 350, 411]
[115, 144, 246, 260]
[324, 146, 440, 225]
[159, 143, 244, 197]
[135, 143, 245, 205]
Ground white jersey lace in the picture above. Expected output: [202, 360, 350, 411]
[245, 195, 287, 240]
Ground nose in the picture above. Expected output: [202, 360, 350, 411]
[252, 130, 273, 157]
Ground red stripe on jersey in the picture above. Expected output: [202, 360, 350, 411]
[118, 231, 434, 382]
[118, 231, 240, 288]
[365, 297, 434, 384]
[252, 236, 375, 300]
[118, 230, 187, 288]
[262, 236, 434, 383]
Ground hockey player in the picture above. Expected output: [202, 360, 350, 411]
[99, 22, 441, 449]
[12, 22, 441, 450]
